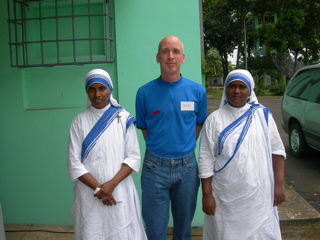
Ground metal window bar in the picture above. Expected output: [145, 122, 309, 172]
[106, 0, 113, 61]
[54, 0, 59, 64]
[22, 1, 28, 66]
[88, 0, 92, 62]
[71, 0, 76, 64]
[7, 0, 114, 68]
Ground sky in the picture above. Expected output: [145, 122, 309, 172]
[228, 49, 237, 64]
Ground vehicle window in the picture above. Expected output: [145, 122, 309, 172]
[286, 69, 317, 100]
[309, 69, 320, 104]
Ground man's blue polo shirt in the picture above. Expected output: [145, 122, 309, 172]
[135, 76, 207, 158]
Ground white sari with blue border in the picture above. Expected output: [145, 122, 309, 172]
[67, 104, 147, 240]
[199, 102, 286, 240]
[81, 106, 135, 163]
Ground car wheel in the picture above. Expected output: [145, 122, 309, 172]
[289, 123, 309, 158]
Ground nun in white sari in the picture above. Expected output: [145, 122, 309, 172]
[67, 69, 147, 240]
[199, 69, 286, 240]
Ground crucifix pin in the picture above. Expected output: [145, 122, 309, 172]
[116, 114, 121, 123]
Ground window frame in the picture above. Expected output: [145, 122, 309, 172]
[7, 0, 114, 68]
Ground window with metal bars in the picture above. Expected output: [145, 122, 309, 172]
[7, 0, 114, 68]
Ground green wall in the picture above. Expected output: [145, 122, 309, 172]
[114, 0, 204, 227]
[0, 0, 204, 227]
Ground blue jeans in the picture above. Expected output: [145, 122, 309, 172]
[141, 150, 200, 240]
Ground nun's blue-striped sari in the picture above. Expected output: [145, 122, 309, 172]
[81, 106, 136, 163]
[214, 103, 269, 173]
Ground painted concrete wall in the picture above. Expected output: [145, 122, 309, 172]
[114, 0, 204, 227]
[0, 0, 204, 227]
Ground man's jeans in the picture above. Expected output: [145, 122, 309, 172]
[141, 150, 200, 240]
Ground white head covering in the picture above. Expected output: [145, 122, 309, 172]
[85, 69, 120, 108]
[219, 69, 258, 108]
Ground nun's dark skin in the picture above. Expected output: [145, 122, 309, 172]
[225, 81, 250, 108]
[86, 83, 110, 109]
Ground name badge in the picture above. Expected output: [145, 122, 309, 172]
[181, 101, 194, 111]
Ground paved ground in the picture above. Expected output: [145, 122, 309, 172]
[4, 221, 320, 240]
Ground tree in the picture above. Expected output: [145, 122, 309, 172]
[252, 0, 320, 64]
[257, 1, 305, 57]
[203, 0, 241, 78]
[204, 48, 224, 76]
[203, 0, 320, 82]
[299, 0, 320, 62]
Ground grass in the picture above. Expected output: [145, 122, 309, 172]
[206, 88, 282, 99]
[206, 89, 223, 99]
[288, 180, 296, 190]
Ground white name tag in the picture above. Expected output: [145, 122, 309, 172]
[181, 101, 194, 111]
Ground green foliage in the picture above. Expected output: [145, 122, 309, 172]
[203, 0, 320, 78]
[269, 81, 286, 96]
[203, 1, 241, 77]
[247, 56, 276, 76]
[201, 58, 210, 75]
[253, 74, 267, 96]
[261, 7, 305, 55]
[206, 88, 223, 99]
[204, 48, 224, 75]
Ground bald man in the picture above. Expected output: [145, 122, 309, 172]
[136, 36, 208, 240]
